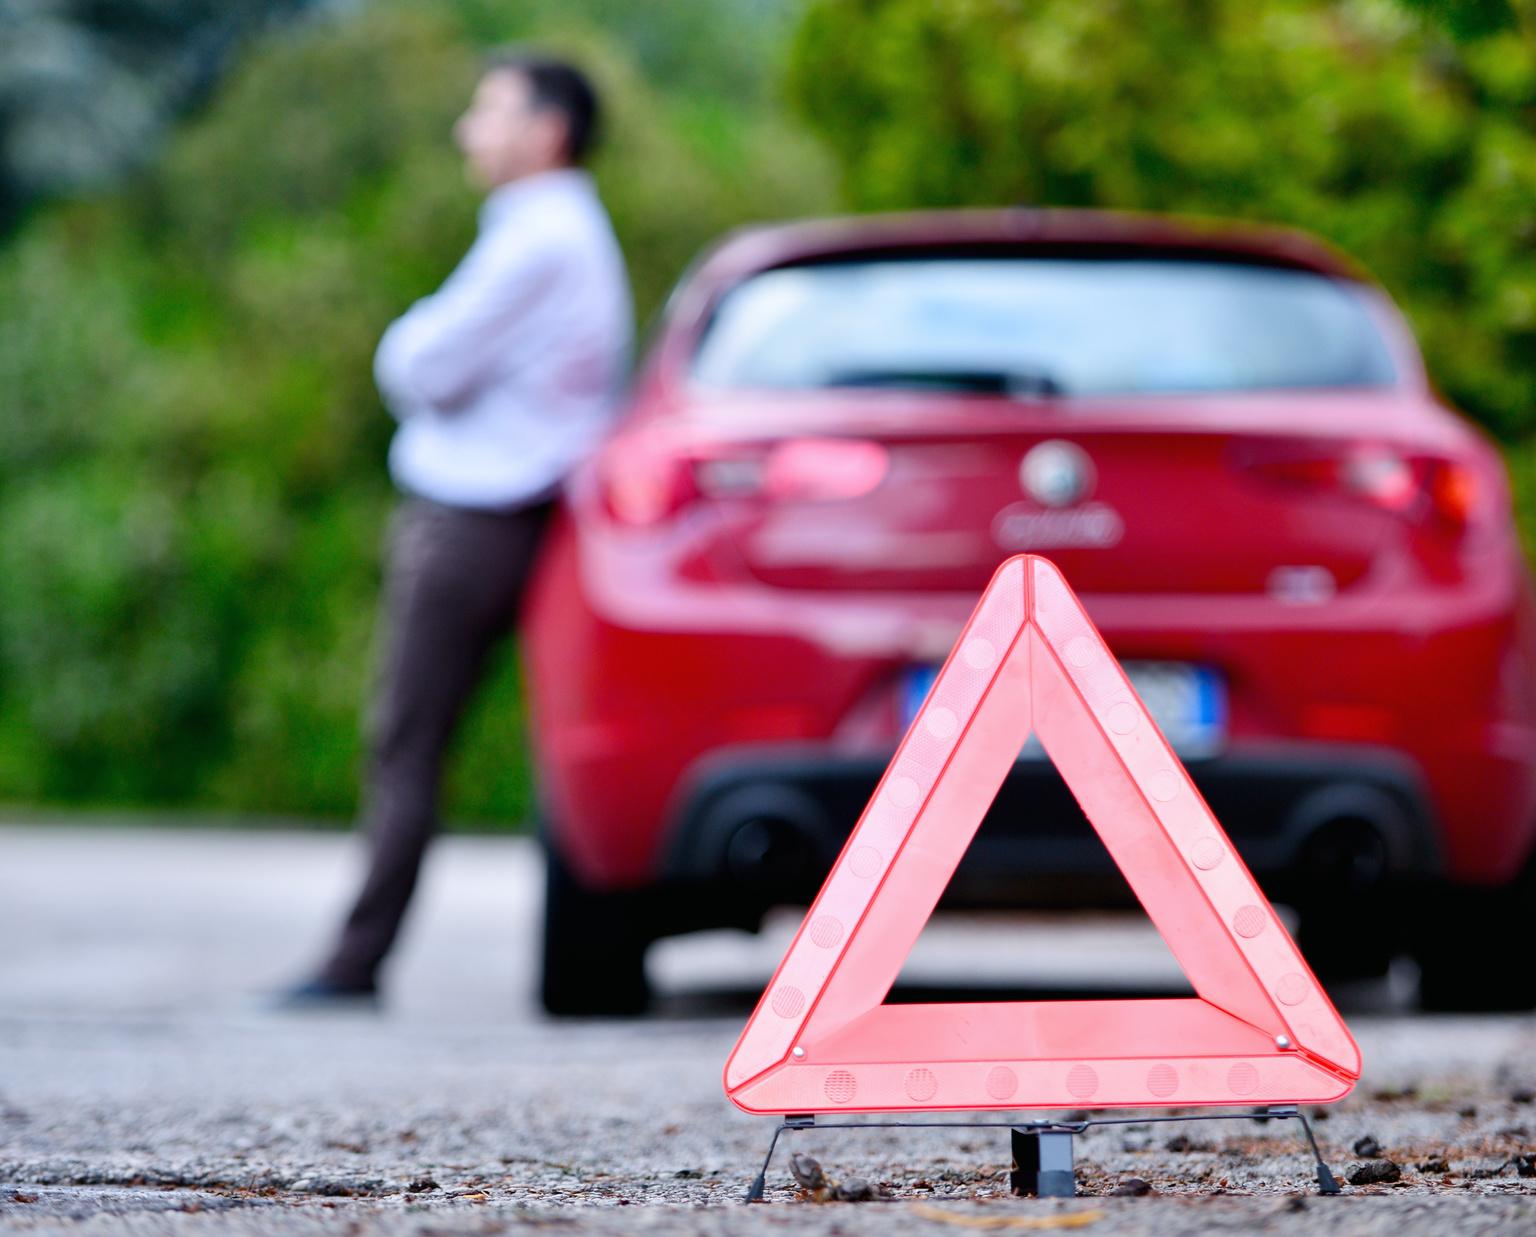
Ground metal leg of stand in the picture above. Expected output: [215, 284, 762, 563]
[745, 1115, 815, 1203]
[1010, 1126, 1076, 1198]
[745, 1124, 786, 1203]
[1295, 1112, 1341, 1195]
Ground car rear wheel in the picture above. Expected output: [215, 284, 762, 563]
[1296, 905, 1396, 987]
[1292, 818, 1397, 987]
[1412, 859, 1536, 1013]
[539, 841, 652, 1017]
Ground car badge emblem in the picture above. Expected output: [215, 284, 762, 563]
[1021, 440, 1094, 508]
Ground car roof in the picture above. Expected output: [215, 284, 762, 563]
[687, 208, 1375, 290]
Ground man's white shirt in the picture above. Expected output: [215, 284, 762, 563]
[375, 167, 632, 509]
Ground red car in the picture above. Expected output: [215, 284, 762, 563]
[525, 209, 1536, 1016]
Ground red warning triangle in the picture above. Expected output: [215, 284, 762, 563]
[725, 555, 1360, 1114]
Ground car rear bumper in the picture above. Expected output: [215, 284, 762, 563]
[659, 740, 1442, 913]
[530, 517, 1536, 889]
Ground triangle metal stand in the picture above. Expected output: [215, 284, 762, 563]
[744, 1105, 1341, 1203]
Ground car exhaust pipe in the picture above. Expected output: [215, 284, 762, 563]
[1298, 814, 1391, 894]
[1287, 784, 1406, 895]
[707, 785, 831, 887]
[725, 813, 824, 885]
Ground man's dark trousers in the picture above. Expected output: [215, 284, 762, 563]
[319, 496, 552, 989]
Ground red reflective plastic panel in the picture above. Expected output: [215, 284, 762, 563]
[724, 557, 1360, 1115]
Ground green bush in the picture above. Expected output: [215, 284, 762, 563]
[787, 0, 1536, 442]
[0, 0, 832, 823]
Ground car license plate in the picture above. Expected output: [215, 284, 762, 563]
[901, 660, 1226, 757]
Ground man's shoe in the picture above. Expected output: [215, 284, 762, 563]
[270, 977, 379, 1011]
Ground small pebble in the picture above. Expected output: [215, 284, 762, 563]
[1353, 1135, 1382, 1157]
[1348, 1159, 1402, 1186]
[831, 1176, 883, 1202]
[789, 1153, 828, 1193]
[1462, 1158, 1515, 1179]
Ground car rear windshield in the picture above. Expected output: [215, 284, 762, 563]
[691, 256, 1398, 397]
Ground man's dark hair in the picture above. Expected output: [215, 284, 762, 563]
[486, 51, 600, 165]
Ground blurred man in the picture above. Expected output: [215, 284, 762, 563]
[283, 52, 632, 1006]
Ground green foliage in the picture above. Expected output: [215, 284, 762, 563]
[0, 0, 832, 823]
[0, 0, 319, 224]
[788, 0, 1536, 441]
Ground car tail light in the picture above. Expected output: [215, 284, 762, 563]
[1342, 449, 1418, 510]
[1240, 442, 1484, 528]
[602, 435, 892, 525]
[599, 434, 698, 525]
[761, 439, 890, 501]
[1425, 460, 1480, 527]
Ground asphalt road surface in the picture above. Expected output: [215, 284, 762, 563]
[1, 822, 1533, 1235]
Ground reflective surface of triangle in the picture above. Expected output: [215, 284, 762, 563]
[724, 556, 1361, 1115]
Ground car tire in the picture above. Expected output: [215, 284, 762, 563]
[1296, 905, 1396, 987]
[1291, 818, 1397, 988]
[539, 841, 652, 1017]
[1412, 860, 1536, 1013]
